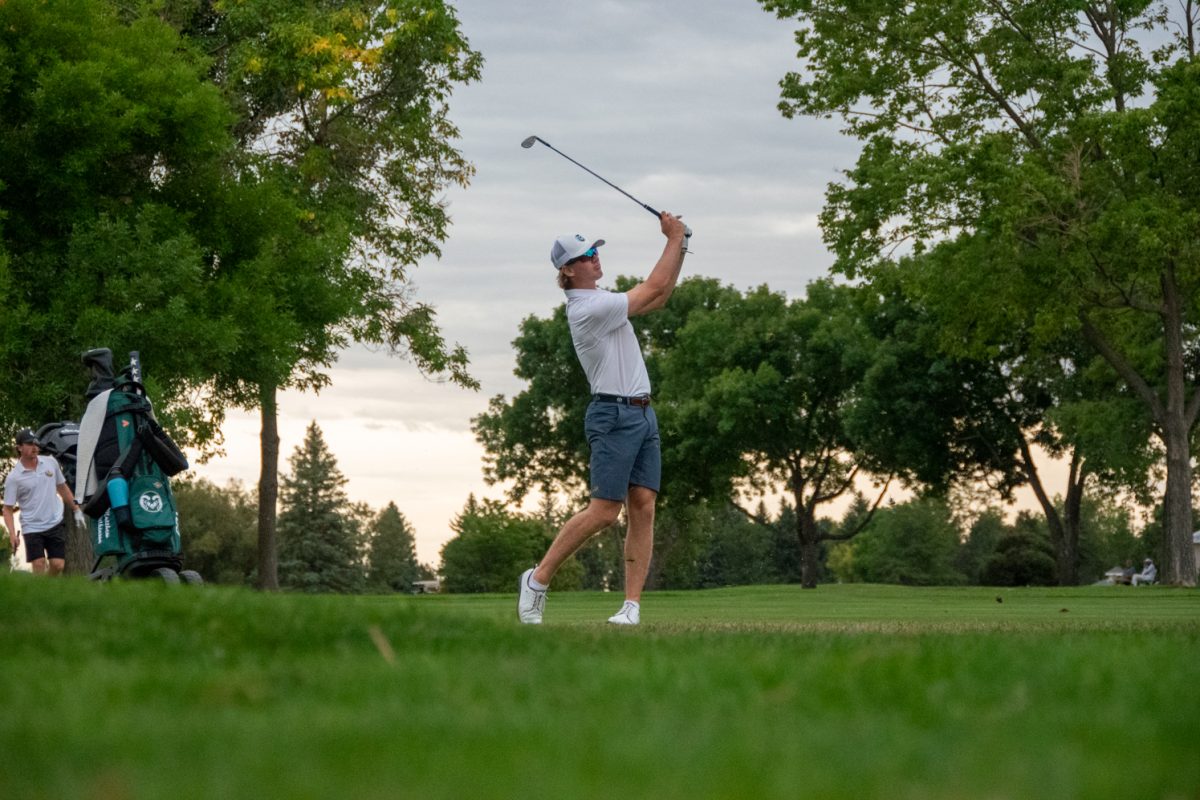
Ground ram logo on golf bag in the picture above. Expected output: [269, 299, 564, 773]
[139, 492, 164, 513]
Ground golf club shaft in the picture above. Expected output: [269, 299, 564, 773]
[531, 137, 660, 219]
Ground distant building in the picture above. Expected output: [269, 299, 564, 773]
[411, 579, 440, 594]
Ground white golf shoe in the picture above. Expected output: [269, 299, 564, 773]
[517, 568, 546, 624]
[607, 600, 640, 626]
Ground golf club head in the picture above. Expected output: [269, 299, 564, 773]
[520, 135, 540, 149]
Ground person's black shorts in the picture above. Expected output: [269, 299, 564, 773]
[23, 521, 67, 561]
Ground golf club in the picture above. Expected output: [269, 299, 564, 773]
[521, 135, 692, 246]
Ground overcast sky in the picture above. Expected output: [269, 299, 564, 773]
[194, 0, 864, 563]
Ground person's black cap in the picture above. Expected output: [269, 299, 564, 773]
[15, 428, 39, 446]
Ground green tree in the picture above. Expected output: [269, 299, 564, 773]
[478, 277, 951, 589]
[956, 510, 1007, 586]
[164, 0, 482, 590]
[174, 477, 258, 585]
[834, 498, 967, 586]
[0, 0, 236, 435]
[850, 270, 1156, 586]
[277, 421, 365, 593]
[981, 513, 1058, 587]
[0, 3, 481, 597]
[769, 502, 805, 584]
[696, 503, 778, 589]
[762, 0, 1200, 585]
[366, 502, 421, 592]
[659, 280, 896, 588]
[1076, 498, 1141, 583]
[438, 495, 580, 593]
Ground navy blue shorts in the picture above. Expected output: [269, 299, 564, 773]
[584, 399, 661, 501]
[24, 521, 66, 561]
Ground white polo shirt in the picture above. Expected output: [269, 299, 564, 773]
[564, 288, 651, 397]
[3, 456, 66, 534]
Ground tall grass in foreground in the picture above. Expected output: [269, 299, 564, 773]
[1, 576, 1197, 799]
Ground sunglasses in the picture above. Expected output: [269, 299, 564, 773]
[567, 248, 598, 266]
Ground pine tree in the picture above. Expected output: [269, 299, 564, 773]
[277, 422, 365, 593]
[367, 502, 420, 592]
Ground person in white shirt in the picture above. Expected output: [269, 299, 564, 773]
[1131, 558, 1157, 586]
[4, 429, 81, 575]
[518, 212, 688, 626]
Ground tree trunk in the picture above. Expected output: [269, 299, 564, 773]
[257, 384, 280, 591]
[1160, 416, 1197, 586]
[1157, 268, 1197, 586]
[64, 513, 93, 577]
[791, 470, 889, 589]
[1060, 455, 1086, 587]
[1016, 435, 1076, 585]
[1080, 292, 1198, 587]
[797, 508, 821, 589]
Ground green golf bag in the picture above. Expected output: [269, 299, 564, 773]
[76, 349, 197, 583]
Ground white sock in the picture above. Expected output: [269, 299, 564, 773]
[528, 574, 548, 592]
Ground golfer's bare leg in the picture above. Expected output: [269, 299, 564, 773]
[48, 558, 65, 576]
[30, 557, 47, 575]
[532, 498, 622, 585]
[622, 485, 657, 602]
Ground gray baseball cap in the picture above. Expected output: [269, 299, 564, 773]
[14, 428, 39, 446]
[550, 234, 605, 269]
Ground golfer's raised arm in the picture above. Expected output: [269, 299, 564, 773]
[626, 211, 687, 317]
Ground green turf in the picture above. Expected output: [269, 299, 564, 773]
[1, 575, 1197, 799]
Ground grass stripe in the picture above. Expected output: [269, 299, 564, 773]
[1, 575, 1197, 799]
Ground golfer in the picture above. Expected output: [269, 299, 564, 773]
[4, 429, 80, 575]
[518, 211, 688, 625]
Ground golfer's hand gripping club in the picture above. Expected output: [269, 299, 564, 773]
[658, 211, 691, 255]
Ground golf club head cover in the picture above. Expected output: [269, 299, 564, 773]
[82, 348, 116, 400]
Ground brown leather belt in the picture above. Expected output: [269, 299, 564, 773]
[593, 393, 651, 407]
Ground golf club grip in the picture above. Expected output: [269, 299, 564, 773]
[650, 207, 693, 241]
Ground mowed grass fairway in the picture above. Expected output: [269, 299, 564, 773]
[2, 577, 1198, 799]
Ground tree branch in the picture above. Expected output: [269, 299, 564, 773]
[845, 107, 940, 137]
[813, 461, 858, 505]
[1078, 312, 1166, 423]
[1186, 386, 1200, 429]
[1188, 0, 1197, 57]
[1083, 244, 1162, 313]
[1083, 3, 1128, 111]
[1016, 429, 1060, 526]
[927, 32, 1044, 150]
[729, 501, 761, 522]
[821, 474, 894, 542]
